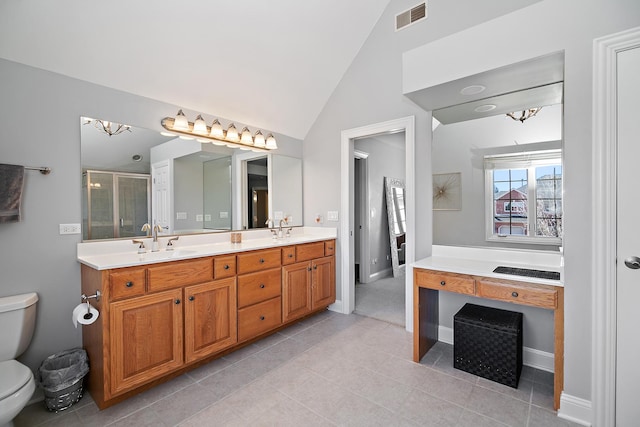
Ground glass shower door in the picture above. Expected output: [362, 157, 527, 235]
[117, 175, 150, 238]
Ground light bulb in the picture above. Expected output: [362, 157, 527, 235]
[173, 109, 189, 131]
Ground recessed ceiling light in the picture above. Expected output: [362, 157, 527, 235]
[474, 104, 497, 113]
[132, 154, 143, 162]
[460, 85, 486, 95]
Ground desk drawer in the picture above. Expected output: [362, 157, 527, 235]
[238, 297, 282, 342]
[415, 269, 475, 295]
[237, 249, 281, 274]
[476, 279, 557, 309]
[148, 258, 213, 292]
[237, 268, 281, 308]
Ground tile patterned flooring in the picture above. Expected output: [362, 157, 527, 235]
[15, 311, 579, 427]
[354, 275, 406, 327]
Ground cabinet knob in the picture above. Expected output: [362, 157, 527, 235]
[175, 299, 181, 304]
[260, 315, 265, 321]
[313, 265, 317, 270]
[189, 296, 195, 301]
[440, 281, 446, 286]
[288, 254, 293, 258]
[125, 281, 134, 288]
[259, 258, 265, 263]
[224, 264, 230, 270]
[308, 267, 312, 271]
[260, 284, 265, 289]
[328, 246, 333, 250]
[511, 292, 519, 298]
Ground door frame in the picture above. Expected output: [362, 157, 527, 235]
[354, 149, 371, 283]
[592, 26, 640, 427]
[340, 116, 415, 328]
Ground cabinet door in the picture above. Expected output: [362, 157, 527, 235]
[312, 256, 335, 310]
[184, 278, 237, 363]
[282, 262, 312, 322]
[110, 289, 183, 396]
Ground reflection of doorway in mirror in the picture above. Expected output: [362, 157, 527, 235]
[246, 157, 269, 229]
[432, 172, 461, 210]
[251, 189, 269, 229]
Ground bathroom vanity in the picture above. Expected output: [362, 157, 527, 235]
[77, 229, 336, 409]
[412, 245, 564, 410]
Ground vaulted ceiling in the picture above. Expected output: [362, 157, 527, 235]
[0, 0, 390, 139]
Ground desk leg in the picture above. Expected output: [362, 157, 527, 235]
[554, 287, 564, 411]
[413, 285, 439, 362]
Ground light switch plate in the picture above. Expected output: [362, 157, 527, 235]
[59, 223, 81, 235]
[196, 214, 203, 222]
[176, 212, 187, 220]
[327, 211, 339, 221]
[204, 214, 211, 221]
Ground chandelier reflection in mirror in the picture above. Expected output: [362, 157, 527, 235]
[506, 107, 543, 123]
[84, 117, 131, 136]
[161, 110, 277, 152]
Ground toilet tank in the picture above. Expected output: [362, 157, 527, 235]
[0, 292, 38, 361]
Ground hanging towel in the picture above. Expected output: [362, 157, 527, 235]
[0, 164, 25, 223]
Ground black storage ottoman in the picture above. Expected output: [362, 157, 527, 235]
[454, 303, 523, 388]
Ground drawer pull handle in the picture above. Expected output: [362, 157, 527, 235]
[260, 315, 265, 321]
[440, 281, 446, 286]
[512, 292, 519, 298]
[288, 254, 293, 258]
[224, 264, 230, 270]
[189, 296, 195, 301]
[125, 281, 134, 288]
[260, 284, 265, 289]
[328, 246, 333, 250]
[175, 299, 181, 305]
[259, 258, 265, 263]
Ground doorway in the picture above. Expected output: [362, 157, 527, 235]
[339, 116, 415, 329]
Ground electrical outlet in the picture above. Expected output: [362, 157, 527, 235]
[204, 214, 211, 221]
[327, 211, 339, 221]
[196, 214, 203, 222]
[176, 212, 187, 220]
[219, 211, 229, 219]
[59, 223, 81, 235]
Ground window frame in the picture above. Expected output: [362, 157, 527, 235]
[484, 149, 562, 245]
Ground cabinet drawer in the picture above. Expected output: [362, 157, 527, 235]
[110, 268, 146, 300]
[414, 269, 475, 295]
[296, 242, 325, 262]
[236, 249, 281, 274]
[324, 240, 335, 256]
[238, 268, 282, 308]
[477, 279, 557, 309]
[238, 297, 282, 342]
[282, 246, 296, 265]
[148, 258, 213, 292]
[214, 255, 236, 279]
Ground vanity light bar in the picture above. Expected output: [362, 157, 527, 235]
[161, 111, 277, 151]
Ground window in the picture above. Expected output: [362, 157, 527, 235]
[484, 149, 562, 244]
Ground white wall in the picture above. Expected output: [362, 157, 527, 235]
[433, 104, 562, 250]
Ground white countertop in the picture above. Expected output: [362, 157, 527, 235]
[77, 227, 337, 270]
[413, 245, 563, 287]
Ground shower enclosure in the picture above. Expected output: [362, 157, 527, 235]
[82, 170, 151, 240]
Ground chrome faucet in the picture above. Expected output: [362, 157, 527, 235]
[141, 222, 163, 252]
[278, 218, 288, 238]
[265, 218, 278, 238]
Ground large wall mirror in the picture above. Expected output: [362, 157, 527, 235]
[385, 177, 406, 277]
[81, 118, 302, 240]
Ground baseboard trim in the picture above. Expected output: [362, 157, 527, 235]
[369, 268, 392, 282]
[558, 392, 593, 426]
[438, 325, 554, 372]
[329, 299, 343, 313]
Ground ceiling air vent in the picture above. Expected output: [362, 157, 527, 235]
[395, 2, 427, 31]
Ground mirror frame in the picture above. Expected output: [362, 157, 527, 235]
[384, 177, 406, 277]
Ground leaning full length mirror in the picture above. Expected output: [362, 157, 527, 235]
[385, 177, 406, 277]
[81, 117, 303, 241]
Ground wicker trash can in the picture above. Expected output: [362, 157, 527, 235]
[36, 348, 89, 412]
[454, 303, 523, 388]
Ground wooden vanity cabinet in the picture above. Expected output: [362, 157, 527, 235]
[81, 238, 336, 410]
[282, 240, 336, 322]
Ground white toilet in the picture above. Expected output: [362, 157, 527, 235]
[0, 293, 38, 427]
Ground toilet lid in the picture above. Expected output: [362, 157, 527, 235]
[0, 360, 32, 400]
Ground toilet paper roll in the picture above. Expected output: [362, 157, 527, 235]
[72, 302, 99, 328]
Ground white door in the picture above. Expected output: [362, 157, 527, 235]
[616, 45, 640, 426]
[152, 161, 171, 234]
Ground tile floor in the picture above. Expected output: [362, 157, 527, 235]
[355, 274, 405, 326]
[15, 311, 579, 427]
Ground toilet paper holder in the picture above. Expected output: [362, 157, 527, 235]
[81, 290, 101, 303]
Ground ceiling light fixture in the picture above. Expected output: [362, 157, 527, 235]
[161, 111, 277, 151]
[506, 107, 543, 123]
[84, 118, 131, 137]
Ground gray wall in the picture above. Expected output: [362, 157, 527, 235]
[0, 57, 301, 374]
[204, 157, 232, 230]
[302, 0, 536, 302]
[355, 133, 405, 278]
[433, 104, 562, 250]
[174, 157, 204, 230]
